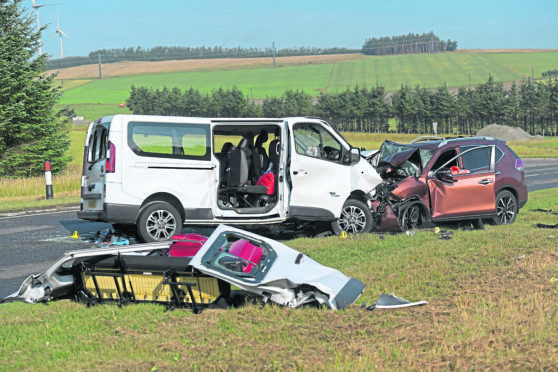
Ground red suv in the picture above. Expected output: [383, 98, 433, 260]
[368, 136, 528, 231]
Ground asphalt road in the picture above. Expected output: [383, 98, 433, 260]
[1, 157, 556, 299]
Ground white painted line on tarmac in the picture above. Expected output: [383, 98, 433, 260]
[0, 208, 79, 220]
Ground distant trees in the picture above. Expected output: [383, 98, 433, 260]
[542, 69, 558, 79]
[0, 0, 71, 178]
[127, 77, 558, 137]
[127, 86, 262, 118]
[362, 32, 457, 56]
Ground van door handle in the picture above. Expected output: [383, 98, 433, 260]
[293, 169, 307, 175]
[478, 179, 493, 185]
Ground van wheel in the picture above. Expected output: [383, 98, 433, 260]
[331, 199, 372, 235]
[491, 190, 517, 225]
[137, 202, 182, 242]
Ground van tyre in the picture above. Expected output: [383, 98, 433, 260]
[331, 199, 372, 235]
[137, 202, 182, 242]
[492, 190, 517, 225]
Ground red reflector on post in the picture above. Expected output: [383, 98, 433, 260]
[45, 161, 51, 172]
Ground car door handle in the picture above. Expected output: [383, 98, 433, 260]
[293, 169, 307, 175]
[478, 179, 493, 185]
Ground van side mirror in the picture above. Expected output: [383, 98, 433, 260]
[343, 147, 360, 164]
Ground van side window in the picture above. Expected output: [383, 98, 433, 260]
[128, 122, 210, 161]
[293, 124, 342, 161]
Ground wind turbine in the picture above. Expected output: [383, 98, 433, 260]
[49, 9, 72, 59]
[30, 0, 47, 55]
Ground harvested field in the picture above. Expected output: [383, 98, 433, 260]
[49, 54, 364, 80]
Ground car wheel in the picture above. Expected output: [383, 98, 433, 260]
[400, 203, 422, 231]
[331, 199, 373, 235]
[137, 202, 182, 242]
[492, 190, 517, 225]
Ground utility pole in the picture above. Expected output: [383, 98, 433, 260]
[272, 41, 276, 67]
[98, 53, 102, 80]
[430, 33, 434, 53]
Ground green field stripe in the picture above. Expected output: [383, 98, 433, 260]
[59, 52, 558, 108]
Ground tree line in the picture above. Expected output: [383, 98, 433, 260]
[127, 76, 558, 137]
[45, 45, 359, 70]
[361, 32, 457, 56]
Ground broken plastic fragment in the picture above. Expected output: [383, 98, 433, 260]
[374, 293, 428, 309]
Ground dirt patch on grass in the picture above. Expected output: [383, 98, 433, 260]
[477, 123, 547, 141]
[50, 54, 363, 80]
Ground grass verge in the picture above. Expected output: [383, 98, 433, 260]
[0, 189, 556, 370]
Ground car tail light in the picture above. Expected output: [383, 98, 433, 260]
[106, 141, 116, 173]
[515, 158, 525, 171]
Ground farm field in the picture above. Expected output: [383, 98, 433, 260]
[55, 51, 558, 120]
[1, 188, 556, 370]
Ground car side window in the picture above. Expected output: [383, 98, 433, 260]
[459, 146, 492, 172]
[431, 149, 458, 171]
[293, 124, 342, 161]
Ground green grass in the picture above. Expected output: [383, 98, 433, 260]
[488, 51, 558, 78]
[1, 189, 556, 370]
[58, 52, 558, 121]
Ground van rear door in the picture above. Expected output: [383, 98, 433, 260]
[80, 120, 110, 220]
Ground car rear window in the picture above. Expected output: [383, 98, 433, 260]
[128, 121, 210, 161]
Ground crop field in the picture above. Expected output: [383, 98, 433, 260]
[55, 51, 558, 120]
[1, 188, 556, 370]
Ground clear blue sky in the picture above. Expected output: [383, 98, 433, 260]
[26, 0, 558, 59]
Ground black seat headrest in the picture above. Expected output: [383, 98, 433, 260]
[255, 131, 268, 147]
[221, 142, 233, 153]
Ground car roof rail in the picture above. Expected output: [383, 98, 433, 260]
[408, 136, 445, 144]
[437, 136, 496, 148]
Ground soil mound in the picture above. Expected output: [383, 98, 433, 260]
[477, 124, 546, 141]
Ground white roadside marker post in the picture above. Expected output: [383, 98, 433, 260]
[45, 161, 53, 199]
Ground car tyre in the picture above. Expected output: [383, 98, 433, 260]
[400, 203, 423, 231]
[491, 190, 517, 225]
[331, 199, 373, 235]
[137, 202, 182, 242]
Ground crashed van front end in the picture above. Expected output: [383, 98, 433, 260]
[1, 226, 364, 312]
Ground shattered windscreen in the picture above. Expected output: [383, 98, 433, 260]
[377, 141, 434, 178]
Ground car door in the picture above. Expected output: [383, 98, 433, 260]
[427, 145, 496, 219]
[287, 123, 350, 218]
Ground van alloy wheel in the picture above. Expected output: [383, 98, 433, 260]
[146, 210, 177, 240]
[331, 199, 373, 235]
[137, 202, 183, 242]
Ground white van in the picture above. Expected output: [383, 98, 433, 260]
[78, 115, 382, 241]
